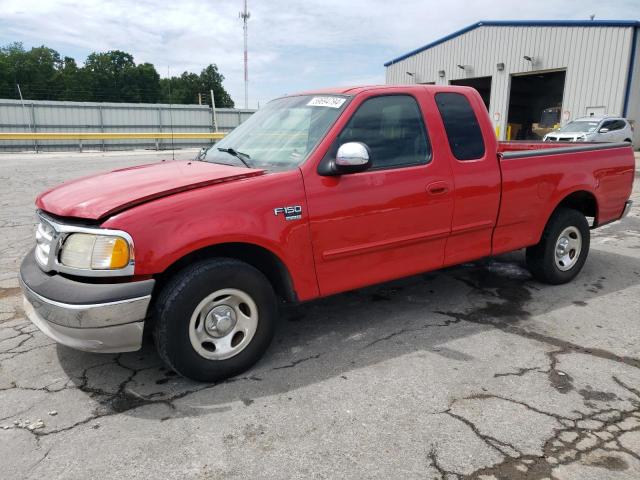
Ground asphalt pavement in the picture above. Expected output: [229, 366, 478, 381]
[1, 149, 639, 479]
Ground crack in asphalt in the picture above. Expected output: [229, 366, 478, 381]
[2, 258, 639, 478]
[445, 408, 520, 458]
[4, 355, 216, 441]
[355, 263, 640, 478]
[0, 311, 22, 325]
[433, 268, 640, 390]
[27, 447, 51, 473]
[428, 446, 461, 479]
[363, 315, 462, 349]
[271, 353, 321, 370]
[493, 366, 542, 378]
[450, 376, 640, 479]
[0, 335, 318, 440]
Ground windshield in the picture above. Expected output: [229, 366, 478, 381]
[202, 94, 349, 171]
[559, 120, 600, 133]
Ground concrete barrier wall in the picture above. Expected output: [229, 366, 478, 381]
[0, 99, 255, 152]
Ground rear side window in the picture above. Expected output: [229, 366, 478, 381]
[611, 120, 627, 131]
[435, 92, 485, 160]
[601, 119, 627, 131]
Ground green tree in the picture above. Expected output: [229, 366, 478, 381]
[159, 64, 234, 108]
[200, 64, 234, 108]
[19, 46, 62, 99]
[83, 50, 136, 101]
[0, 43, 233, 106]
[0, 43, 63, 100]
[55, 57, 89, 101]
[0, 42, 25, 98]
[134, 63, 161, 103]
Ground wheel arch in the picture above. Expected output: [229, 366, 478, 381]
[553, 190, 599, 225]
[154, 242, 298, 303]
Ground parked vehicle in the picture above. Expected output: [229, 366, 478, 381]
[544, 116, 634, 143]
[20, 85, 635, 381]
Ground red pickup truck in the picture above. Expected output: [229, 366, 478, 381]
[20, 85, 634, 381]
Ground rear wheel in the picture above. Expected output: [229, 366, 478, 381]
[153, 258, 277, 382]
[526, 208, 590, 284]
[624, 138, 632, 143]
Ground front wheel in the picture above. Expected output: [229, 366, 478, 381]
[153, 258, 277, 382]
[526, 208, 590, 284]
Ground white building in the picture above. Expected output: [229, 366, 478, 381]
[384, 20, 640, 147]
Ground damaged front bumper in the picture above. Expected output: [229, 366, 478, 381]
[19, 250, 154, 353]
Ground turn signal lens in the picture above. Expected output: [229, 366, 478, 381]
[91, 236, 130, 269]
[60, 234, 131, 270]
[110, 237, 130, 269]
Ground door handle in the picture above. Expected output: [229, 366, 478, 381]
[426, 181, 449, 195]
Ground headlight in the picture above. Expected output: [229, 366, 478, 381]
[59, 233, 131, 270]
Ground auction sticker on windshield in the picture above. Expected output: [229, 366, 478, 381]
[307, 96, 346, 108]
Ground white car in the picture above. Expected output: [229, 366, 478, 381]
[544, 116, 633, 143]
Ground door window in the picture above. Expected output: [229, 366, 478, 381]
[333, 95, 431, 169]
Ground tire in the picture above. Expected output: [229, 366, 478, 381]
[526, 208, 590, 285]
[153, 258, 277, 382]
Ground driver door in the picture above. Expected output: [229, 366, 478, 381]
[302, 93, 454, 296]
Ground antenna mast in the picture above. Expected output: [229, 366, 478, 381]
[239, 0, 250, 109]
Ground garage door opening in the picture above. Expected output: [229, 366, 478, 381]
[450, 76, 492, 110]
[507, 70, 566, 140]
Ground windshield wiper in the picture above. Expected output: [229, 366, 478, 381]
[217, 148, 252, 168]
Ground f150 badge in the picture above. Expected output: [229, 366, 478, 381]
[274, 205, 302, 221]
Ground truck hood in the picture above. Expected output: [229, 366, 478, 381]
[36, 161, 265, 220]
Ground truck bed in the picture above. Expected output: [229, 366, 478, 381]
[492, 141, 635, 255]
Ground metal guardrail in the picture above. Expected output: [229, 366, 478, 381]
[0, 132, 226, 140]
[0, 132, 227, 152]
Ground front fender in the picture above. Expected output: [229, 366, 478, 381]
[102, 169, 320, 301]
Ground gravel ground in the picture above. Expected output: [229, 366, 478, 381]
[1, 149, 639, 480]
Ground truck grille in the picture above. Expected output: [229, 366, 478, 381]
[547, 136, 558, 141]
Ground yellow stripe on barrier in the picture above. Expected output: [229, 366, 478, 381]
[0, 132, 226, 140]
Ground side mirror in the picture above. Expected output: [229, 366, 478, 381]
[335, 142, 371, 173]
[317, 142, 372, 176]
[599, 127, 609, 133]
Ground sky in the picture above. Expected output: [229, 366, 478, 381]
[1, 0, 639, 109]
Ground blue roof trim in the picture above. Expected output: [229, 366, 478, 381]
[384, 20, 640, 67]
[623, 25, 639, 117]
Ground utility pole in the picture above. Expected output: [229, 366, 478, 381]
[210, 89, 218, 133]
[16, 84, 31, 131]
[239, 0, 250, 109]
